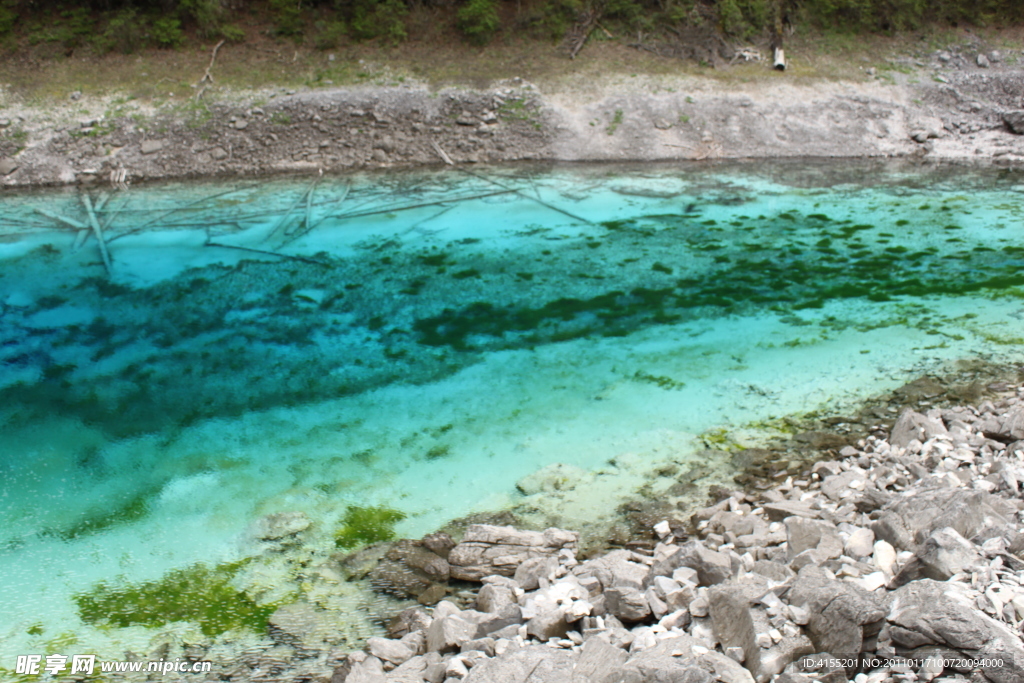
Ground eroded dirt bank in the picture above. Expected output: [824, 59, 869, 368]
[2, 54, 1024, 188]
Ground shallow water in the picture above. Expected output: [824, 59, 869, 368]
[1, 160, 1023, 664]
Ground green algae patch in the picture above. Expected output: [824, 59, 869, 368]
[334, 505, 406, 549]
[74, 561, 274, 637]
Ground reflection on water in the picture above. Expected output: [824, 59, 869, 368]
[1, 160, 1022, 668]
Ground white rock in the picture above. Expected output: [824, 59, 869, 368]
[845, 527, 876, 558]
[788, 605, 809, 625]
[854, 571, 888, 591]
[654, 520, 672, 538]
[873, 540, 897, 576]
[755, 633, 773, 648]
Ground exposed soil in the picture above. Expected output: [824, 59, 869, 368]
[2, 31, 1024, 187]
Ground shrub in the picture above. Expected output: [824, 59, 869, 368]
[313, 18, 346, 49]
[348, 0, 408, 43]
[0, 2, 17, 37]
[94, 8, 145, 54]
[270, 0, 304, 38]
[220, 23, 246, 42]
[151, 16, 185, 48]
[334, 505, 406, 548]
[180, 0, 225, 38]
[457, 0, 500, 45]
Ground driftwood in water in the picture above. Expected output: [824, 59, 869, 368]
[82, 193, 113, 275]
[459, 168, 594, 225]
[204, 241, 330, 266]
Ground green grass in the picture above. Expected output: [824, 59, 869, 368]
[606, 109, 624, 135]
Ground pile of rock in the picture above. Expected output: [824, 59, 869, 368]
[330, 385, 1024, 683]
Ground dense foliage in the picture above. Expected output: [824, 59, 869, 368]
[0, 0, 1020, 54]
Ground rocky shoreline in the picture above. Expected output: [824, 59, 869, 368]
[298, 375, 1024, 683]
[3, 43, 1024, 188]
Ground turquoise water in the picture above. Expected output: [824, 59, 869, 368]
[1, 161, 1023, 662]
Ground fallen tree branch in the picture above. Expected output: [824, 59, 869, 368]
[431, 140, 454, 165]
[195, 39, 226, 102]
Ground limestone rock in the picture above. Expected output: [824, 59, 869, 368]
[365, 636, 414, 665]
[890, 409, 948, 449]
[576, 549, 650, 590]
[1003, 112, 1024, 135]
[605, 586, 652, 622]
[516, 463, 589, 495]
[709, 584, 761, 680]
[514, 555, 558, 591]
[916, 527, 984, 580]
[844, 528, 875, 558]
[888, 580, 1024, 683]
[463, 644, 576, 682]
[992, 405, 1024, 442]
[525, 606, 570, 641]
[785, 517, 843, 561]
[870, 488, 1016, 551]
[0, 157, 18, 176]
[786, 565, 885, 656]
[344, 655, 387, 683]
[662, 540, 733, 586]
[449, 525, 578, 581]
[426, 614, 477, 653]
[387, 607, 432, 639]
[141, 139, 167, 154]
[476, 582, 517, 613]
[762, 501, 818, 521]
[572, 638, 628, 683]
[251, 511, 311, 540]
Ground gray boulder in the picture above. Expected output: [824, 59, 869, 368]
[605, 586, 652, 622]
[1004, 111, 1024, 135]
[916, 527, 984, 580]
[525, 605, 570, 642]
[888, 580, 1024, 683]
[426, 613, 477, 653]
[762, 501, 818, 521]
[787, 565, 885, 656]
[603, 636, 755, 683]
[657, 541, 733, 586]
[449, 525, 578, 581]
[709, 584, 761, 675]
[573, 638, 628, 683]
[463, 644, 577, 682]
[577, 549, 650, 590]
[785, 517, 843, 561]
[871, 488, 1016, 551]
[515, 555, 558, 591]
[992, 405, 1024, 441]
[476, 581, 517, 613]
[890, 409, 948, 448]
[365, 637, 413, 665]
[343, 655, 387, 683]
